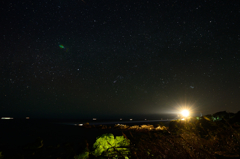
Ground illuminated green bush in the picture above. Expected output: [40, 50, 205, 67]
[74, 149, 89, 159]
[92, 133, 130, 158]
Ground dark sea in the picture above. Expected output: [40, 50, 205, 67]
[0, 119, 172, 149]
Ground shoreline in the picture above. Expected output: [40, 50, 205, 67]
[0, 119, 169, 149]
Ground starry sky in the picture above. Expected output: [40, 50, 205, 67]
[1, 0, 239, 119]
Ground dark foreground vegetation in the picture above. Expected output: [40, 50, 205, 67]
[1, 111, 240, 159]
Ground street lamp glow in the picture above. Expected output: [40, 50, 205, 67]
[181, 110, 189, 117]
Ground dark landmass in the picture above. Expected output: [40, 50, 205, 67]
[0, 111, 240, 158]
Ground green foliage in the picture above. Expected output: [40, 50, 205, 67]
[74, 149, 89, 159]
[92, 133, 130, 158]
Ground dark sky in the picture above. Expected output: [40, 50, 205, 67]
[1, 0, 239, 119]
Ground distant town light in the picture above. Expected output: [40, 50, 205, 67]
[26, 117, 30, 119]
[120, 118, 122, 120]
[93, 118, 97, 120]
[79, 124, 83, 126]
[1, 117, 13, 120]
[130, 119, 132, 121]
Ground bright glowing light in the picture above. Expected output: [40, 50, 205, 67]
[181, 110, 189, 117]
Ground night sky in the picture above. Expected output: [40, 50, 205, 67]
[1, 0, 239, 119]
